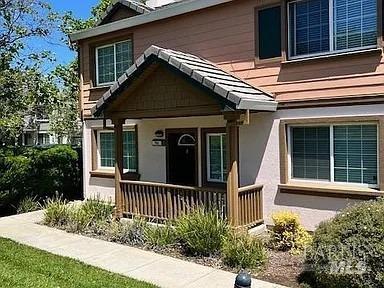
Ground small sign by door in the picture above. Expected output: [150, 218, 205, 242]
[152, 139, 166, 146]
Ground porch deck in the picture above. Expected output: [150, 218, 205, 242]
[120, 180, 263, 227]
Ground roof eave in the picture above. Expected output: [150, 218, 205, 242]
[70, 0, 233, 42]
[237, 100, 278, 112]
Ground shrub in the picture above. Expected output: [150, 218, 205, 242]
[107, 218, 147, 246]
[0, 145, 82, 216]
[43, 197, 71, 227]
[31, 145, 81, 200]
[79, 197, 113, 223]
[271, 211, 312, 253]
[67, 206, 93, 232]
[43, 197, 113, 232]
[17, 196, 40, 214]
[305, 199, 384, 288]
[0, 155, 31, 215]
[222, 229, 266, 269]
[144, 222, 177, 248]
[175, 207, 228, 256]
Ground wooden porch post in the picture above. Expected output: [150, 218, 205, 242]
[224, 112, 241, 226]
[112, 118, 124, 219]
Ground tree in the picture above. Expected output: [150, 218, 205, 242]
[0, 0, 58, 63]
[0, 0, 59, 145]
[48, 61, 80, 142]
[49, 0, 147, 142]
[48, 0, 115, 142]
[61, 0, 113, 44]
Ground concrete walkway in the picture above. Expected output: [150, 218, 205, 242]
[0, 211, 287, 288]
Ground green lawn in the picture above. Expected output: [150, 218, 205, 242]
[0, 237, 157, 288]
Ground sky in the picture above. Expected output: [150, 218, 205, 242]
[36, 0, 99, 70]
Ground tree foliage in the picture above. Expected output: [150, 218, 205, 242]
[0, 67, 57, 144]
[0, 0, 60, 145]
[0, 0, 146, 145]
[0, 0, 58, 63]
[48, 0, 115, 140]
[48, 61, 80, 140]
[61, 0, 113, 48]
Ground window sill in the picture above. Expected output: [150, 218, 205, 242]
[89, 85, 111, 91]
[90, 170, 114, 179]
[279, 182, 384, 200]
[90, 170, 141, 180]
[282, 48, 382, 66]
[254, 56, 282, 65]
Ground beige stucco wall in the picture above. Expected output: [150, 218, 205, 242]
[83, 116, 226, 201]
[83, 104, 384, 230]
[240, 103, 384, 230]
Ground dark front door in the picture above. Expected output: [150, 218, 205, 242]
[166, 129, 197, 186]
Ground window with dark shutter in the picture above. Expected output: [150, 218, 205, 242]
[258, 6, 282, 60]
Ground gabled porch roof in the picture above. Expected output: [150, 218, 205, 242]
[92, 45, 277, 118]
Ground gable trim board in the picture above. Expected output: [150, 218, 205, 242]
[92, 45, 277, 117]
[70, 0, 234, 42]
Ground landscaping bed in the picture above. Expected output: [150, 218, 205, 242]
[41, 197, 311, 287]
[258, 250, 305, 288]
[0, 237, 157, 288]
[144, 246, 306, 287]
[40, 197, 384, 288]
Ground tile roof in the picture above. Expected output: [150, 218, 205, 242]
[92, 45, 277, 117]
[96, 0, 154, 26]
[70, 0, 234, 41]
[96, 0, 190, 27]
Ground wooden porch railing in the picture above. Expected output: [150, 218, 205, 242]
[120, 180, 227, 221]
[120, 180, 263, 227]
[238, 184, 263, 227]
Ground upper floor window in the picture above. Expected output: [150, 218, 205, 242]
[288, 0, 377, 59]
[96, 40, 133, 86]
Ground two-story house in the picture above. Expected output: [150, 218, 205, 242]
[70, 0, 384, 230]
[21, 119, 70, 147]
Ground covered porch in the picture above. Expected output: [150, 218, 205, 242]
[92, 46, 277, 227]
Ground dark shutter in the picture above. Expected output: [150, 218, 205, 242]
[258, 6, 282, 59]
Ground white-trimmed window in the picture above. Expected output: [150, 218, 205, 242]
[207, 133, 227, 183]
[288, 0, 377, 59]
[96, 40, 133, 86]
[288, 123, 378, 187]
[97, 129, 137, 172]
[38, 133, 50, 145]
[23, 133, 34, 146]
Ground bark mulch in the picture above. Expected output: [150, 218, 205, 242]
[256, 250, 305, 288]
[150, 246, 306, 287]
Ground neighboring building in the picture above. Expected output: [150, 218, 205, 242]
[70, 0, 384, 230]
[21, 119, 69, 147]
